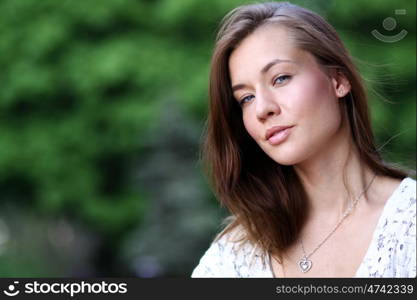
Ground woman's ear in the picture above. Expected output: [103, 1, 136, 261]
[331, 70, 351, 98]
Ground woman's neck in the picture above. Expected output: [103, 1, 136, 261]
[293, 137, 376, 221]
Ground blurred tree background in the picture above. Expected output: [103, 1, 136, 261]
[0, 0, 415, 277]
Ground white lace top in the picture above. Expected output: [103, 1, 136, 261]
[191, 177, 416, 278]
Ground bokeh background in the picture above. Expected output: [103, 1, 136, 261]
[0, 0, 415, 277]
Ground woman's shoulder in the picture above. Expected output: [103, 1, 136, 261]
[394, 176, 416, 197]
[360, 177, 416, 277]
[191, 224, 270, 277]
[385, 177, 416, 220]
[399, 177, 415, 197]
[378, 177, 415, 234]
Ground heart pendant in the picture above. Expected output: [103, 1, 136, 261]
[298, 258, 312, 273]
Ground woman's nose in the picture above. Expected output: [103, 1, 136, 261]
[255, 90, 281, 120]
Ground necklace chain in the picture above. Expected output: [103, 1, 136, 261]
[299, 174, 377, 271]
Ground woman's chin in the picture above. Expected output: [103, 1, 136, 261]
[269, 154, 302, 166]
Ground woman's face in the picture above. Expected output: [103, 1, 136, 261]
[229, 24, 349, 166]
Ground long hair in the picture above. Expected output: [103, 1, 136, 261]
[202, 2, 408, 261]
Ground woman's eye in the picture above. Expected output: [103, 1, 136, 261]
[238, 94, 255, 106]
[273, 75, 291, 85]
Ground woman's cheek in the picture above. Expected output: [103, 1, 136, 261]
[243, 115, 260, 141]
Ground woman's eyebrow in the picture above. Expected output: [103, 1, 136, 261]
[261, 58, 298, 74]
[232, 58, 298, 92]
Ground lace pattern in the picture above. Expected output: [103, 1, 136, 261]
[191, 177, 416, 278]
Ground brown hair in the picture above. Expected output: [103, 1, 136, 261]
[202, 2, 408, 261]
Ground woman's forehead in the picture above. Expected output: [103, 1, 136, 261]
[228, 28, 317, 85]
[229, 25, 308, 71]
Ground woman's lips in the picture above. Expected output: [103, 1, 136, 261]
[267, 126, 293, 145]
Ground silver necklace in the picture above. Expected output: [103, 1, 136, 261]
[298, 174, 377, 273]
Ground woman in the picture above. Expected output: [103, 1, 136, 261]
[191, 2, 416, 277]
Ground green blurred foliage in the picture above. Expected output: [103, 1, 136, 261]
[0, 0, 415, 277]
